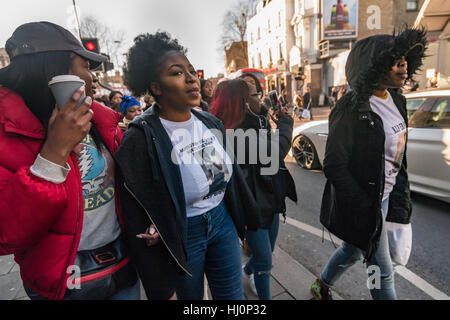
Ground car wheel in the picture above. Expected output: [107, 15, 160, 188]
[292, 134, 321, 170]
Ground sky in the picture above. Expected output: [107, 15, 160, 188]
[0, 0, 241, 78]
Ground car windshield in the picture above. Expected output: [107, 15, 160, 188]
[406, 98, 426, 121]
[408, 96, 450, 129]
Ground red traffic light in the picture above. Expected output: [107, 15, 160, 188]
[86, 42, 95, 51]
[81, 38, 100, 54]
[197, 69, 204, 79]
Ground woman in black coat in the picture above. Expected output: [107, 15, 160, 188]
[311, 28, 427, 300]
[211, 79, 297, 300]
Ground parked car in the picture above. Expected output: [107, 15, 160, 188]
[290, 89, 450, 203]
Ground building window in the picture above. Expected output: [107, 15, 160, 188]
[250, 32, 254, 44]
[279, 43, 283, 60]
[268, 19, 271, 32]
[406, 0, 418, 11]
[257, 27, 261, 40]
[252, 57, 255, 68]
[278, 11, 281, 27]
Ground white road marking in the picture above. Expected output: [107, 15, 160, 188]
[395, 266, 449, 300]
[284, 216, 450, 300]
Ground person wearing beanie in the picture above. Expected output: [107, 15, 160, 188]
[119, 95, 143, 131]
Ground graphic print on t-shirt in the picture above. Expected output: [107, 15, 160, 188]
[73, 134, 115, 211]
[393, 129, 407, 172]
[180, 136, 231, 200]
[370, 93, 407, 200]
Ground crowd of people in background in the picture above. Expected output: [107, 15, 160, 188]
[0, 21, 427, 301]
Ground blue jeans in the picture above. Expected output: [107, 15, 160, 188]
[320, 198, 397, 300]
[24, 280, 141, 300]
[176, 200, 244, 300]
[244, 214, 280, 300]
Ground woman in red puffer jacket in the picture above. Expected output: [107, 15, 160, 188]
[0, 22, 138, 300]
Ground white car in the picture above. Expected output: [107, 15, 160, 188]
[290, 89, 450, 203]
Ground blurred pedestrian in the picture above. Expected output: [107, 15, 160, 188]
[302, 87, 313, 120]
[330, 87, 338, 109]
[0, 21, 139, 300]
[143, 94, 155, 111]
[293, 90, 303, 118]
[200, 79, 214, 107]
[239, 72, 268, 117]
[211, 79, 297, 300]
[280, 89, 288, 106]
[311, 27, 427, 300]
[117, 31, 259, 300]
[109, 90, 123, 113]
[119, 95, 143, 131]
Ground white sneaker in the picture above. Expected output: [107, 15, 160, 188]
[242, 265, 258, 296]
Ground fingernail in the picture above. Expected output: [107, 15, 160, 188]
[136, 235, 143, 239]
[149, 227, 156, 235]
[85, 96, 92, 105]
[72, 88, 82, 100]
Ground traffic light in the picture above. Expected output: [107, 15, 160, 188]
[197, 69, 204, 80]
[81, 38, 100, 54]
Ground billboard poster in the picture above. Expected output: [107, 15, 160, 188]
[322, 0, 358, 40]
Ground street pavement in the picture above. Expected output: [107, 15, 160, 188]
[279, 156, 450, 300]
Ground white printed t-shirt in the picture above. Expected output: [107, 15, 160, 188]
[160, 113, 233, 218]
[370, 92, 407, 200]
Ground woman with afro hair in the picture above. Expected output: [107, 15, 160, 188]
[115, 31, 260, 300]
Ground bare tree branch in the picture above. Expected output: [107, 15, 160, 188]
[218, 0, 259, 65]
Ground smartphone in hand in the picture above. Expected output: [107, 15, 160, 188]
[268, 90, 280, 111]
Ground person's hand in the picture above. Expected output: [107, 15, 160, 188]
[277, 106, 290, 118]
[40, 86, 93, 166]
[136, 224, 161, 246]
[270, 106, 290, 122]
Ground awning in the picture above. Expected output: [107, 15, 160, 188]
[415, 0, 450, 32]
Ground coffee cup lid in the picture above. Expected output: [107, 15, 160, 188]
[48, 75, 85, 86]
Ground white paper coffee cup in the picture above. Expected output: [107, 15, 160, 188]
[48, 75, 86, 110]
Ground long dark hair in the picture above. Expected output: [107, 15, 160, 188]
[0, 51, 104, 149]
[0, 51, 71, 129]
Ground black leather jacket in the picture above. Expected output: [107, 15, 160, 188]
[236, 112, 297, 228]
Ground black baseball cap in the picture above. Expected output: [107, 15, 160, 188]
[5, 21, 107, 69]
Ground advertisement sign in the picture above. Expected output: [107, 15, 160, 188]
[322, 0, 358, 40]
